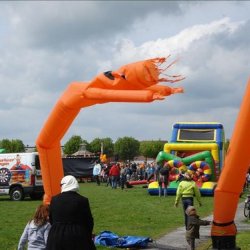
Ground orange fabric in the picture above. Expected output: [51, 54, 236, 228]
[36, 57, 184, 204]
[211, 223, 237, 237]
[211, 79, 250, 236]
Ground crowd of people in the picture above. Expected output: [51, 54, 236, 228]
[92, 160, 161, 189]
[18, 160, 215, 250]
[92, 160, 172, 199]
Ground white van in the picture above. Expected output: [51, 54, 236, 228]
[0, 152, 44, 201]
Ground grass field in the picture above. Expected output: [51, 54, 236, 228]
[0, 182, 249, 250]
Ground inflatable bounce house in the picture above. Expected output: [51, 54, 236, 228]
[148, 122, 225, 196]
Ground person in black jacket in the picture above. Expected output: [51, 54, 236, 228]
[158, 164, 169, 197]
[46, 175, 96, 250]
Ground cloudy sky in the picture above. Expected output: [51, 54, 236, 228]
[0, 1, 250, 147]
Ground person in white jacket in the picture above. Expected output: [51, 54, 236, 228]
[93, 160, 102, 185]
[18, 204, 51, 250]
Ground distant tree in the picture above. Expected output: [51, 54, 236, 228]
[114, 137, 140, 161]
[63, 135, 89, 155]
[102, 138, 114, 157]
[11, 139, 26, 152]
[0, 139, 25, 153]
[89, 137, 114, 156]
[140, 140, 165, 160]
[0, 139, 12, 153]
[89, 138, 102, 154]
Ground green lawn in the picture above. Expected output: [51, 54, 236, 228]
[0, 182, 248, 250]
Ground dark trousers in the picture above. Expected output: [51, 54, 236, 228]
[94, 175, 100, 185]
[187, 238, 195, 250]
[120, 175, 126, 189]
[111, 176, 118, 188]
[182, 197, 194, 229]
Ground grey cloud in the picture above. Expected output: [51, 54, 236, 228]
[5, 1, 182, 50]
[214, 19, 250, 49]
[1, 1, 250, 146]
[179, 20, 250, 108]
[82, 16, 250, 138]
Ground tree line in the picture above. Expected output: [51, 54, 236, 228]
[63, 135, 166, 161]
[0, 136, 167, 162]
[0, 136, 230, 162]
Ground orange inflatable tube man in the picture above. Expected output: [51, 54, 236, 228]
[211, 79, 250, 249]
[36, 57, 184, 204]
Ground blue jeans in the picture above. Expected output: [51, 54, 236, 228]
[182, 197, 194, 229]
[158, 175, 168, 197]
[111, 176, 118, 189]
[120, 175, 126, 189]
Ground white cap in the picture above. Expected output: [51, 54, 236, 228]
[61, 175, 79, 193]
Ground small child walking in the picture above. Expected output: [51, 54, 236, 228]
[18, 204, 51, 250]
[185, 206, 211, 250]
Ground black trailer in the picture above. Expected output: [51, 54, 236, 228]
[62, 156, 98, 181]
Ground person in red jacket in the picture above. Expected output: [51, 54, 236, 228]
[109, 163, 120, 189]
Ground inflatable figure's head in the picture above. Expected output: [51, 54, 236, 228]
[90, 57, 184, 90]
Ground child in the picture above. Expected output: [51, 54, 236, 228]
[185, 206, 211, 250]
[18, 204, 51, 250]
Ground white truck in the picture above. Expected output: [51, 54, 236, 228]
[0, 152, 44, 201]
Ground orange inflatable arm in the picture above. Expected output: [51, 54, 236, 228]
[36, 57, 184, 204]
[211, 79, 250, 248]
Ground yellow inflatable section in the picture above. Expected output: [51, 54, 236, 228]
[164, 143, 219, 162]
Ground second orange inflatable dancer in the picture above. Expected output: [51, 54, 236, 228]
[36, 57, 184, 204]
[211, 79, 250, 249]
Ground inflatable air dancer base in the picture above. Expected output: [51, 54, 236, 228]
[36, 57, 184, 204]
[211, 79, 250, 249]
